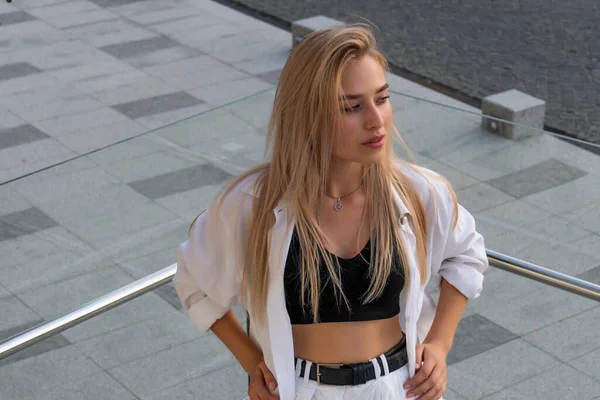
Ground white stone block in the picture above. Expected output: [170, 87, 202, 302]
[481, 89, 546, 140]
[291, 15, 345, 47]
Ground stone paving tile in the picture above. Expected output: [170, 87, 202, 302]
[0, 319, 71, 367]
[49, 59, 135, 83]
[455, 183, 516, 213]
[99, 217, 184, 261]
[27, 42, 118, 71]
[64, 18, 157, 48]
[421, 128, 513, 168]
[0, 107, 25, 129]
[0, 11, 37, 26]
[125, 4, 205, 25]
[128, 163, 232, 200]
[108, 334, 235, 398]
[145, 361, 247, 400]
[523, 306, 600, 362]
[162, 64, 248, 91]
[477, 199, 552, 228]
[27, 1, 119, 29]
[570, 347, 600, 383]
[142, 55, 223, 80]
[486, 158, 587, 198]
[481, 281, 598, 336]
[166, 22, 248, 51]
[0, 62, 41, 80]
[76, 70, 179, 105]
[0, 345, 100, 400]
[16, 0, 76, 8]
[88, 134, 169, 164]
[33, 371, 138, 400]
[482, 364, 600, 400]
[99, 150, 198, 182]
[153, 282, 182, 310]
[0, 249, 114, 294]
[92, 0, 159, 9]
[0, 19, 72, 46]
[121, 46, 202, 69]
[450, 339, 560, 396]
[36, 185, 174, 241]
[446, 365, 504, 400]
[564, 201, 600, 236]
[0, 83, 84, 108]
[187, 76, 274, 107]
[256, 68, 282, 85]
[17, 265, 134, 318]
[155, 183, 229, 220]
[62, 292, 176, 343]
[9, 95, 106, 122]
[105, 0, 171, 16]
[455, 140, 552, 181]
[576, 265, 600, 284]
[233, 51, 290, 75]
[0, 224, 93, 271]
[112, 91, 204, 119]
[150, 13, 222, 35]
[513, 240, 600, 276]
[100, 36, 181, 59]
[0, 72, 58, 96]
[0, 207, 58, 242]
[447, 313, 518, 365]
[32, 107, 129, 137]
[521, 174, 600, 214]
[133, 102, 213, 130]
[75, 310, 200, 369]
[525, 215, 593, 243]
[0, 296, 39, 332]
[212, 38, 289, 64]
[0, 124, 49, 150]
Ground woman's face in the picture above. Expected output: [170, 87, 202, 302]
[332, 55, 392, 165]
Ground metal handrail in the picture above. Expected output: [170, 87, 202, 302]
[1, 251, 598, 361]
[0, 264, 176, 361]
[487, 250, 600, 301]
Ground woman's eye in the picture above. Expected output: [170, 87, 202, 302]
[377, 95, 390, 103]
[344, 104, 361, 112]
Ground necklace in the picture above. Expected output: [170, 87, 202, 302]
[324, 183, 362, 212]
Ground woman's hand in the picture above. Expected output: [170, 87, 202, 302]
[248, 360, 279, 400]
[403, 340, 448, 399]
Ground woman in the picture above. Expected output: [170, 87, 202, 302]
[174, 25, 488, 400]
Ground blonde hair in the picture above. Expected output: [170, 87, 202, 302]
[212, 25, 457, 324]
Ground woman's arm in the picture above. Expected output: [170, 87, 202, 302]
[423, 278, 468, 352]
[211, 311, 279, 399]
[210, 310, 263, 374]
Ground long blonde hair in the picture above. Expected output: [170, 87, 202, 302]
[215, 25, 457, 324]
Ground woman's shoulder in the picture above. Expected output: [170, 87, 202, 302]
[395, 161, 453, 202]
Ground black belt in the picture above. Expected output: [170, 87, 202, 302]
[296, 336, 408, 386]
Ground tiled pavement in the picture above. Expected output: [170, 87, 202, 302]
[0, 1, 599, 399]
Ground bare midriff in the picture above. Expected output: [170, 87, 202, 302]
[291, 314, 404, 365]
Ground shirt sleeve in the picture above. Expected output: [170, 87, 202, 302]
[427, 173, 489, 300]
[173, 192, 245, 333]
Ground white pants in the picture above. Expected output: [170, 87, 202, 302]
[294, 359, 411, 400]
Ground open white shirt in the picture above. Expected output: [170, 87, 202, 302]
[173, 163, 489, 400]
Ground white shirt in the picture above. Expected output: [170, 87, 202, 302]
[173, 163, 489, 400]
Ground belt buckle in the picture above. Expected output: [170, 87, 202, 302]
[315, 363, 343, 384]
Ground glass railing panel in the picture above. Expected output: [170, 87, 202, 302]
[386, 89, 600, 399]
[1, 85, 598, 398]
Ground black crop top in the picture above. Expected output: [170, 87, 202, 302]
[284, 229, 404, 324]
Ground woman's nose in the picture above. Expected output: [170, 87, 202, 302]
[365, 105, 384, 130]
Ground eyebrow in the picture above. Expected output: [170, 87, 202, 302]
[341, 83, 389, 100]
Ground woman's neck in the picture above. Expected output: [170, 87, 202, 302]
[326, 158, 363, 197]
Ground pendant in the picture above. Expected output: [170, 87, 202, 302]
[333, 198, 343, 212]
